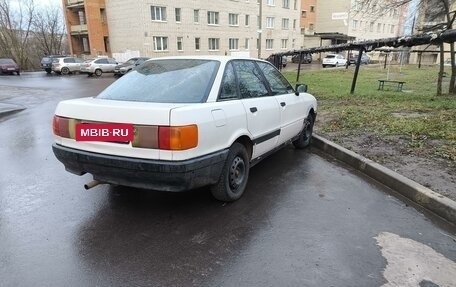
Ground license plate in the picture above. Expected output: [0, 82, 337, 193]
[76, 123, 134, 142]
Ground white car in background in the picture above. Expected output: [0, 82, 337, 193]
[80, 57, 118, 76]
[52, 57, 84, 75]
[322, 54, 347, 68]
[52, 56, 317, 202]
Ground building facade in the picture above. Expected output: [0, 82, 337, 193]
[63, 0, 301, 59]
[62, 0, 110, 56]
[314, 0, 406, 41]
[300, 0, 316, 35]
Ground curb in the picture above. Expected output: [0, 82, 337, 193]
[0, 103, 26, 118]
[312, 134, 456, 225]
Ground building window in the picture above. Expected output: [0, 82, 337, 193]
[294, 0, 297, 9]
[309, 23, 314, 30]
[292, 38, 295, 48]
[282, 18, 289, 29]
[100, 8, 106, 23]
[208, 11, 219, 25]
[151, 6, 166, 21]
[229, 13, 239, 26]
[301, 10, 307, 18]
[153, 36, 168, 51]
[390, 25, 395, 33]
[195, 37, 200, 50]
[208, 38, 220, 50]
[245, 38, 250, 49]
[266, 0, 274, 6]
[175, 8, 181, 22]
[265, 39, 273, 50]
[281, 39, 287, 49]
[383, 23, 386, 33]
[377, 23, 381, 32]
[82, 37, 89, 52]
[245, 14, 249, 26]
[352, 20, 358, 30]
[177, 37, 183, 51]
[282, 0, 289, 8]
[310, 6, 315, 12]
[370, 22, 374, 32]
[194, 9, 199, 23]
[293, 19, 296, 29]
[229, 38, 239, 50]
[266, 17, 274, 28]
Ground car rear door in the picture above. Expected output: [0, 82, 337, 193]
[256, 61, 304, 145]
[231, 60, 281, 158]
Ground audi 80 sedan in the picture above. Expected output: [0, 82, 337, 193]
[52, 56, 317, 201]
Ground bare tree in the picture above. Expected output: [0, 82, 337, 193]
[0, 0, 35, 69]
[32, 5, 66, 57]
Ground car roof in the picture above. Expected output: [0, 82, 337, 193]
[145, 55, 270, 65]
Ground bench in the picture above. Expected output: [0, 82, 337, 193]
[378, 79, 406, 92]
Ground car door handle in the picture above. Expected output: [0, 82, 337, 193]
[280, 102, 286, 107]
[250, 107, 258, 113]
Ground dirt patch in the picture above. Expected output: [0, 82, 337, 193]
[316, 130, 456, 201]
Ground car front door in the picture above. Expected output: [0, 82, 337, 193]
[256, 61, 305, 145]
[231, 60, 281, 158]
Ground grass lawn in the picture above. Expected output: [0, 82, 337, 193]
[283, 64, 456, 162]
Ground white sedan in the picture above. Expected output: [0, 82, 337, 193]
[322, 54, 347, 68]
[52, 56, 317, 201]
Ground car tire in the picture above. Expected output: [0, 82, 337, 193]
[293, 114, 314, 149]
[45, 68, 52, 74]
[211, 142, 250, 202]
[61, 67, 70, 75]
[16, 71, 20, 76]
[322, 64, 326, 68]
[94, 69, 102, 77]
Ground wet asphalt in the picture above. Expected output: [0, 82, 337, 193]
[0, 72, 455, 287]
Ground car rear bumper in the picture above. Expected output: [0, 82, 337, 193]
[52, 144, 229, 192]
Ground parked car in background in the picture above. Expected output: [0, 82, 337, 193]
[0, 58, 20, 75]
[80, 57, 118, 76]
[292, 53, 312, 64]
[114, 57, 150, 76]
[41, 55, 67, 74]
[282, 56, 288, 68]
[349, 53, 370, 65]
[52, 56, 317, 202]
[52, 57, 84, 75]
[322, 54, 347, 68]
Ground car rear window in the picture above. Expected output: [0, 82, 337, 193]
[0, 59, 15, 64]
[97, 59, 220, 103]
[325, 55, 335, 59]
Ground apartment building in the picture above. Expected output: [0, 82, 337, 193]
[300, 0, 316, 35]
[63, 0, 301, 59]
[314, 0, 406, 41]
[62, 0, 110, 56]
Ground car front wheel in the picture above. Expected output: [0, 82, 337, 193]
[94, 69, 102, 77]
[211, 142, 250, 202]
[61, 67, 70, 75]
[293, 114, 314, 149]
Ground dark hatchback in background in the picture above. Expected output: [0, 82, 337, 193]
[41, 55, 67, 74]
[114, 57, 150, 76]
[292, 53, 312, 64]
[0, 58, 20, 75]
[348, 53, 370, 65]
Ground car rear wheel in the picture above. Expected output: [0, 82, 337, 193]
[45, 68, 52, 74]
[322, 64, 326, 68]
[94, 69, 102, 77]
[61, 67, 70, 75]
[293, 114, 314, 149]
[211, 142, 250, 202]
[16, 71, 20, 76]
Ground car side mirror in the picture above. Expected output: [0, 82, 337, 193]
[295, 84, 308, 95]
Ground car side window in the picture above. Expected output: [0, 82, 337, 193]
[95, 59, 108, 64]
[218, 62, 239, 100]
[256, 62, 293, 96]
[232, 60, 269, 99]
[64, 58, 75, 63]
[108, 58, 117, 64]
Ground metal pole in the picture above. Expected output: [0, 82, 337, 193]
[296, 52, 303, 82]
[258, 0, 262, 59]
[350, 49, 363, 94]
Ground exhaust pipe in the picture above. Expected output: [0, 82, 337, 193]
[84, 180, 102, 190]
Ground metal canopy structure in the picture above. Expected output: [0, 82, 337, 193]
[269, 29, 456, 94]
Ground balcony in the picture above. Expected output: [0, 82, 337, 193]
[67, 0, 84, 9]
[70, 24, 88, 35]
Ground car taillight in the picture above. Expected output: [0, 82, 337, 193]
[132, 125, 198, 150]
[52, 115, 70, 138]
